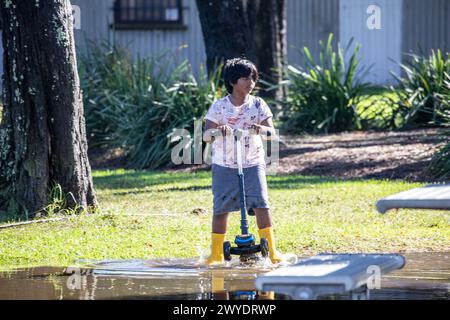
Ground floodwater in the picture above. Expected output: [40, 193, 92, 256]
[0, 252, 448, 300]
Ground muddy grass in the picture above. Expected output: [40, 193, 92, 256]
[88, 128, 448, 182]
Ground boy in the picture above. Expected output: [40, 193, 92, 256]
[203, 58, 285, 265]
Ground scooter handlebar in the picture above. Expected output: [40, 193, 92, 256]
[204, 128, 273, 142]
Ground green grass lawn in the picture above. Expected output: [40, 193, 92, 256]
[0, 169, 449, 270]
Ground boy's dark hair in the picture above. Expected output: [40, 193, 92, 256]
[222, 58, 259, 94]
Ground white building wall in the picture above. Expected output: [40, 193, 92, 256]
[339, 0, 403, 85]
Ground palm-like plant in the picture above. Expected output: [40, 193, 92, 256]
[79, 41, 223, 169]
[280, 33, 371, 134]
[388, 49, 450, 128]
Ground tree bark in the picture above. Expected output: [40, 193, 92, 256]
[0, 0, 97, 218]
[195, 0, 286, 102]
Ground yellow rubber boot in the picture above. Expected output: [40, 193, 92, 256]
[206, 233, 225, 265]
[258, 227, 285, 264]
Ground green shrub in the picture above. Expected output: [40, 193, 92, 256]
[79, 41, 223, 169]
[388, 49, 450, 128]
[427, 112, 450, 179]
[279, 34, 372, 134]
[428, 137, 450, 179]
[356, 87, 400, 130]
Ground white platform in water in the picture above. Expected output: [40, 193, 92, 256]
[255, 254, 405, 300]
[376, 184, 450, 213]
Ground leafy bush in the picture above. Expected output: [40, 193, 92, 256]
[428, 138, 450, 180]
[279, 34, 372, 134]
[355, 87, 400, 130]
[388, 49, 450, 128]
[79, 41, 223, 169]
[427, 112, 450, 180]
[393, 50, 450, 179]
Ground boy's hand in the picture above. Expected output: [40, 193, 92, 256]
[217, 125, 233, 136]
[250, 124, 263, 134]
[250, 124, 275, 140]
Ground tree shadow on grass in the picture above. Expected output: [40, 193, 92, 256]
[95, 167, 424, 197]
[93, 170, 210, 190]
[267, 175, 340, 190]
[110, 185, 211, 196]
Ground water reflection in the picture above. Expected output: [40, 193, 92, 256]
[0, 252, 448, 300]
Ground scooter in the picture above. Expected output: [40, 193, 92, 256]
[221, 129, 270, 263]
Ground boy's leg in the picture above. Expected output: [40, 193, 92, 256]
[206, 212, 229, 265]
[253, 208, 285, 264]
[253, 208, 272, 229]
[212, 212, 229, 234]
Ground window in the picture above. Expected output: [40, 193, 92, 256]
[113, 0, 185, 30]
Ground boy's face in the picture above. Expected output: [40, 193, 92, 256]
[231, 75, 256, 95]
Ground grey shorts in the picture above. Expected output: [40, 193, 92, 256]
[211, 163, 270, 215]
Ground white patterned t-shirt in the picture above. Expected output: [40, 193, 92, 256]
[204, 95, 273, 168]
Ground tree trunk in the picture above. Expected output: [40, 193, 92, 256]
[195, 0, 286, 102]
[195, 0, 256, 71]
[0, 0, 97, 218]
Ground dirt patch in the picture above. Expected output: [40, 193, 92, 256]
[274, 128, 447, 182]
[89, 128, 448, 182]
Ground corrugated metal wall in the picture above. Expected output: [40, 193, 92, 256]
[402, 0, 450, 57]
[72, 0, 112, 45]
[72, 0, 206, 78]
[1, 0, 449, 87]
[287, 0, 340, 67]
[72, 0, 341, 74]
[340, 0, 403, 85]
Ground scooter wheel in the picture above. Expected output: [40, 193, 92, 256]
[260, 238, 269, 258]
[223, 241, 232, 261]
